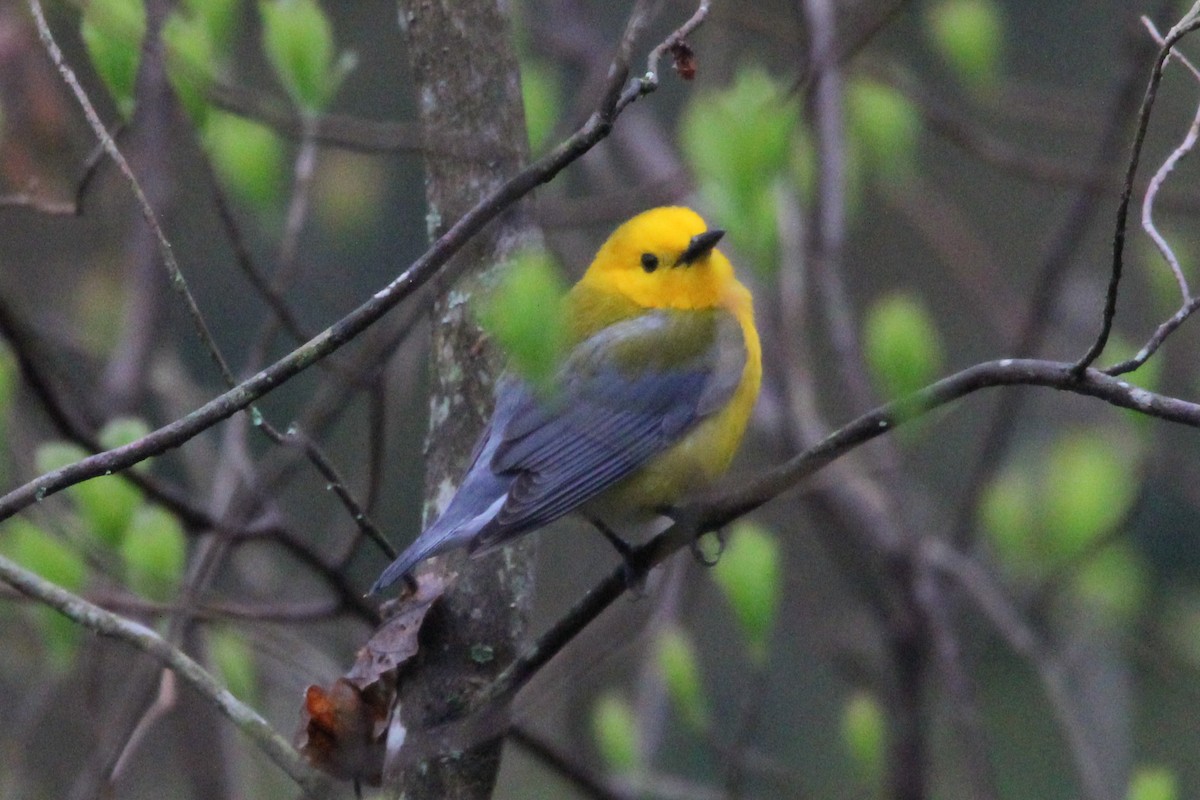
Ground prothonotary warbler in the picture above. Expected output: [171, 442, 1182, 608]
[372, 206, 761, 593]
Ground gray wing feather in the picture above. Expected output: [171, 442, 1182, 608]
[371, 309, 746, 592]
[474, 310, 744, 551]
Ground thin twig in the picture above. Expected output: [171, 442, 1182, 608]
[1072, 2, 1200, 375]
[0, 0, 710, 529]
[28, 0, 238, 389]
[923, 543, 1109, 800]
[0, 552, 340, 799]
[1105, 18, 1200, 377]
[1138, 17, 1200, 302]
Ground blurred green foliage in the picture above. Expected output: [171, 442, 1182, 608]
[846, 78, 921, 185]
[863, 292, 944, 419]
[924, 0, 1005, 90]
[681, 65, 796, 270]
[591, 691, 640, 774]
[712, 520, 781, 664]
[982, 429, 1147, 623]
[520, 58, 562, 153]
[1128, 765, 1179, 800]
[36, 441, 141, 548]
[260, 0, 352, 114]
[210, 626, 259, 703]
[121, 506, 186, 601]
[655, 625, 709, 732]
[81, 0, 146, 120]
[476, 249, 568, 391]
[203, 111, 286, 209]
[841, 690, 885, 790]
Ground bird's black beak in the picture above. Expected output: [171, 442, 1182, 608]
[676, 228, 725, 266]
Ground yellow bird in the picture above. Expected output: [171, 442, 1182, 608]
[372, 207, 761, 593]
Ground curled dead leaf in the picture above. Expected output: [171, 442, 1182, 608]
[297, 571, 449, 784]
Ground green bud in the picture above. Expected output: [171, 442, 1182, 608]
[81, 0, 146, 120]
[681, 65, 796, 268]
[163, 11, 218, 127]
[203, 111, 285, 209]
[925, 0, 1004, 90]
[655, 626, 709, 731]
[711, 521, 781, 663]
[121, 506, 186, 601]
[842, 691, 885, 788]
[260, 0, 350, 113]
[35, 441, 141, 548]
[591, 691, 640, 774]
[181, 0, 240, 58]
[521, 58, 562, 152]
[0, 518, 87, 592]
[848, 79, 921, 184]
[863, 292, 944, 411]
[476, 250, 568, 391]
[1043, 432, 1135, 560]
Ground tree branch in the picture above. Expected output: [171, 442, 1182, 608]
[0, 552, 341, 799]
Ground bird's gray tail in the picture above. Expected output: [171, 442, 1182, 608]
[369, 524, 454, 595]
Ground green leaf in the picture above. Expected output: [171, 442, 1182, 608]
[655, 626, 709, 731]
[35, 441, 141, 548]
[1128, 765, 1178, 800]
[203, 111, 285, 208]
[1043, 432, 1136, 560]
[260, 0, 347, 113]
[925, 0, 1005, 90]
[476, 250, 568, 391]
[711, 521, 781, 663]
[181, 0, 241, 57]
[591, 692, 640, 774]
[121, 506, 186, 601]
[81, 0, 146, 120]
[521, 58, 562, 152]
[163, 10, 219, 126]
[0, 518, 87, 592]
[210, 627, 258, 702]
[680, 65, 797, 269]
[842, 691, 885, 788]
[847, 78, 921, 184]
[863, 293, 944, 409]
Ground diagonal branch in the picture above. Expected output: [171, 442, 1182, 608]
[0, 552, 340, 799]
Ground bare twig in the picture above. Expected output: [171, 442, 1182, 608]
[28, 0, 238, 389]
[1106, 18, 1200, 377]
[1139, 17, 1200, 301]
[923, 543, 1108, 800]
[1072, 2, 1200, 375]
[0, 552, 340, 799]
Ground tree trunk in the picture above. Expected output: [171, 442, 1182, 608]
[389, 1, 536, 797]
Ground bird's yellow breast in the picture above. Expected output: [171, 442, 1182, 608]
[583, 281, 762, 518]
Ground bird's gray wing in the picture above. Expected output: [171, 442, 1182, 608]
[471, 308, 746, 552]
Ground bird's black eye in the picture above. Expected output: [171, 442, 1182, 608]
[640, 253, 659, 272]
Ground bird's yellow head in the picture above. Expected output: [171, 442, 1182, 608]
[580, 207, 738, 310]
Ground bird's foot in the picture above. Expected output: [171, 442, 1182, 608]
[587, 516, 648, 596]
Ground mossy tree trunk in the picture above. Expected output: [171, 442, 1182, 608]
[389, 1, 537, 798]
